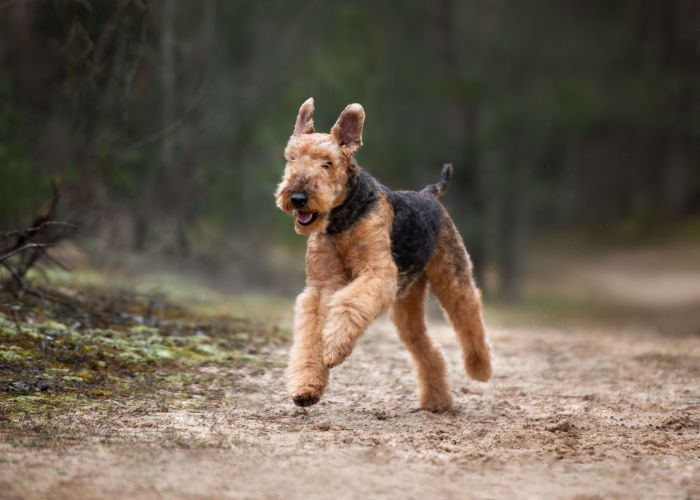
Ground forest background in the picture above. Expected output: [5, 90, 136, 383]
[1, 0, 698, 300]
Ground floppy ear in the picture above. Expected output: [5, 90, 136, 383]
[293, 97, 315, 135]
[331, 103, 364, 154]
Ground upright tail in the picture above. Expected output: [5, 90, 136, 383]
[420, 163, 453, 199]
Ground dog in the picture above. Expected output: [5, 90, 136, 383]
[275, 98, 491, 412]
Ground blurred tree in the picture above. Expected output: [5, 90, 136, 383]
[0, 0, 697, 295]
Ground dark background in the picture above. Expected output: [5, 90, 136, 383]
[1, 0, 698, 300]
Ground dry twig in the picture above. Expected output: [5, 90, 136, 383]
[0, 185, 77, 291]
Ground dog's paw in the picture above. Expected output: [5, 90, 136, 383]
[465, 346, 492, 382]
[419, 392, 453, 414]
[291, 387, 321, 407]
[292, 393, 319, 407]
[323, 338, 353, 368]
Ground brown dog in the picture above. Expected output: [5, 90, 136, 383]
[275, 98, 491, 412]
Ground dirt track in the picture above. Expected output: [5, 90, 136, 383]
[1, 315, 698, 500]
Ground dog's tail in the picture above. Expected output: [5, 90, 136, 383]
[420, 163, 453, 199]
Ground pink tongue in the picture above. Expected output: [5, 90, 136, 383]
[297, 211, 313, 224]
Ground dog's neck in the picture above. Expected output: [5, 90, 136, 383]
[325, 167, 379, 235]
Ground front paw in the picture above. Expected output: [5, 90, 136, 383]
[292, 393, 319, 407]
[291, 386, 321, 407]
[323, 335, 353, 368]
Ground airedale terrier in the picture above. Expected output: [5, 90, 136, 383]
[275, 98, 492, 413]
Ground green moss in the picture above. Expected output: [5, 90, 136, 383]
[0, 349, 24, 363]
[9, 394, 44, 413]
[0, 268, 292, 449]
[161, 374, 194, 384]
[130, 325, 159, 335]
[41, 321, 69, 332]
[0, 272, 289, 440]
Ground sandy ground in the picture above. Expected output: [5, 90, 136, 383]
[1, 314, 698, 500]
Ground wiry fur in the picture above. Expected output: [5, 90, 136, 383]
[276, 98, 492, 412]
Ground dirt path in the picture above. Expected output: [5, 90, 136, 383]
[1, 315, 698, 499]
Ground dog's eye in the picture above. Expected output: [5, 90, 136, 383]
[288, 154, 296, 162]
[321, 160, 332, 169]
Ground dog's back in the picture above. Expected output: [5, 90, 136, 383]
[382, 187, 443, 296]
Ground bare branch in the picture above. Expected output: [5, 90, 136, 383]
[0, 260, 23, 285]
[0, 221, 78, 241]
[0, 243, 55, 263]
[39, 251, 72, 272]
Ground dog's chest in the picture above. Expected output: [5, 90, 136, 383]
[327, 189, 443, 296]
[327, 211, 391, 281]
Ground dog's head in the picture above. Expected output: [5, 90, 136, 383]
[275, 98, 365, 234]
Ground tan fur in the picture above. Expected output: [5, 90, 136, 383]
[390, 274, 452, 412]
[277, 98, 491, 411]
[425, 214, 492, 382]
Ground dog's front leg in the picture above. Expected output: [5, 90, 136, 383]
[288, 234, 347, 406]
[288, 286, 334, 406]
[322, 265, 398, 368]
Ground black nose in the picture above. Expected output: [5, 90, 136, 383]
[291, 192, 308, 208]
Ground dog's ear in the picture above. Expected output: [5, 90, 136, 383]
[293, 97, 315, 135]
[331, 103, 364, 155]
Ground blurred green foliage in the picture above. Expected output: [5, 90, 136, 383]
[0, 83, 51, 218]
[0, 0, 698, 296]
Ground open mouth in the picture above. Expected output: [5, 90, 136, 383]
[295, 210, 318, 226]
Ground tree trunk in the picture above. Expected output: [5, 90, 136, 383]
[160, 0, 175, 170]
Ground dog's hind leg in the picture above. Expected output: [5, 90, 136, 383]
[390, 274, 452, 413]
[425, 217, 492, 383]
